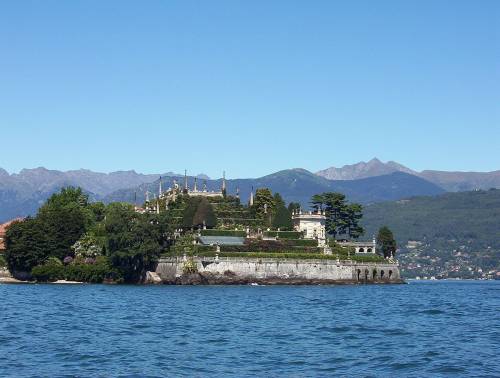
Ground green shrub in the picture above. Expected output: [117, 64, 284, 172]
[31, 256, 121, 283]
[32, 264, 64, 282]
[182, 259, 198, 274]
[0, 254, 6, 268]
[200, 229, 246, 237]
[264, 231, 302, 239]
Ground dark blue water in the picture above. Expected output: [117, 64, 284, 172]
[1, 281, 499, 377]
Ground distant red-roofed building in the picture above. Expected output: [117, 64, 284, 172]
[0, 218, 24, 251]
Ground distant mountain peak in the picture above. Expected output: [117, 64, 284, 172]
[316, 159, 416, 181]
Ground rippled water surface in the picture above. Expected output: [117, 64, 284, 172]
[1, 281, 499, 377]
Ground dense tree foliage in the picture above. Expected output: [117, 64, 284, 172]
[104, 203, 166, 282]
[310, 192, 364, 239]
[181, 197, 216, 229]
[192, 198, 216, 228]
[5, 187, 171, 283]
[377, 226, 397, 258]
[252, 188, 275, 224]
[5, 188, 93, 274]
[272, 193, 292, 230]
[362, 189, 500, 249]
[5, 218, 47, 273]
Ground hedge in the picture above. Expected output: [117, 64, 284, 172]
[164, 251, 386, 262]
[200, 229, 246, 237]
[196, 238, 320, 253]
[264, 231, 302, 239]
[31, 257, 122, 283]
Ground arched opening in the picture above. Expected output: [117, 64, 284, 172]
[357, 269, 361, 280]
[367, 248, 372, 253]
[380, 270, 385, 279]
[372, 269, 377, 279]
[389, 270, 393, 279]
[364, 269, 369, 280]
[359, 248, 364, 253]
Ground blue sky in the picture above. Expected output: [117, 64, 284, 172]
[0, 0, 498, 178]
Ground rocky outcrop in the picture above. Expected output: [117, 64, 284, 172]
[144, 271, 163, 284]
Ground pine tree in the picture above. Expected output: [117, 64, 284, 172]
[377, 226, 397, 258]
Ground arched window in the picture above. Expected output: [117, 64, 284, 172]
[367, 248, 372, 253]
[357, 269, 361, 280]
[372, 269, 377, 279]
[380, 270, 385, 279]
[359, 248, 364, 253]
[389, 270, 393, 279]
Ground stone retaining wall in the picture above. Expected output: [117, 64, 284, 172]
[156, 256, 402, 284]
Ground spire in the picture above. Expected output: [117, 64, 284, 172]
[156, 199, 160, 214]
[184, 169, 188, 191]
[145, 190, 150, 203]
[249, 186, 254, 206]
[222, 171, 226, 191]
[236, 187, 240, 199]
[159, 176, 162, 197]
[194, 177, 198, 192]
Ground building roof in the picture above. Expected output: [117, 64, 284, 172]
[198, 236, 245, 246]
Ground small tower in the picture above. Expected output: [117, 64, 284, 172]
[236, 187, 240, 199]
[145, 190, 150, 203]
[194, 177, 198, 192]
[249, 186, 254, 206]
[159, 176, 162, 197]
[184, 170, 188, 192]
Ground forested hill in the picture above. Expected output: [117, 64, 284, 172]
[362, 189, 500, 249]
[361, 189, 500, 279]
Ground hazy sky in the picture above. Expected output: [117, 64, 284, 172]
[0, 0, 498, 178]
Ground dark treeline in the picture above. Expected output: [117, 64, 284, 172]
[5, 188, 172, 283]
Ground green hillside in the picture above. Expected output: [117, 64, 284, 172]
[361, 189, 500, 279]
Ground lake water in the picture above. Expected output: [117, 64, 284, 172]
[0, 281, 499, 377]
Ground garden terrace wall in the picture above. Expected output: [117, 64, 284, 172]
[156, 256, 402, 284]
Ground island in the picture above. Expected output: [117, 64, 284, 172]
[1, 171, 401, 285]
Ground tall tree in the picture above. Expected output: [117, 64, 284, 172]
[4, 218, 48, 274]
[272, 194, 293, 230]
[252, 188, 275, 225]
[192, 198, 216, 228]
[310, 194, 324, 211]
[322, 192, 348, 238]
[377, 226, 397, 258]
[105, 203, 163, 282]
[345, 203, 364, 239]
[182, 197, 201, 228]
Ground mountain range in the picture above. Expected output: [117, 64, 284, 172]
[316, 158, 500, 191]
[0, 159, 498, 222]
